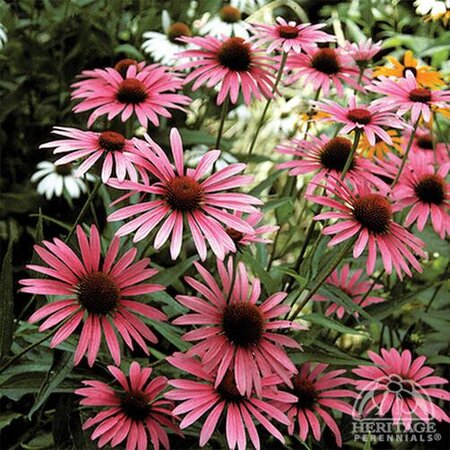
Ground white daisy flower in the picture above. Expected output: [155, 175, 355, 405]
[31, 161, 94, 200]
[196, 6, 251, 38]
[141, 10, 192, 65]
[414, 0, 449, 16]
[0, 24, 7, 50]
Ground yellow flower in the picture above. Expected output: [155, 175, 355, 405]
[425, 10, 450, 25]
[372, 51, 445, 88]
[358, 130, 403, 159]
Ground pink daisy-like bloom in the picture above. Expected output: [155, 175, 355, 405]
[276, 133, 390, 194]
[107, 128, 262, 260]
[166, 353, 296, 450]
[40, 127, 144, 183]
[251, 17, 334, 54]
[285, 46, 362, 96]
[173, 258, 304, 397]
[178, 35, 275, 105]
[308, 178, 426, 278]
[353, 348, 450, 429]
[342, 38, 382, 64]
[368, 72, 450, 123]
[76, 361, 179, 450]
[225, 212, 279, 249]
[279, 363, 356, 447]
[314, 96, 406, 146]
[393, 155, 450, 239]
[19, 225, 167, 366]
[71, 63, 191, 128]
[404, 127, 449, 165]
[312, 264, 385, 319]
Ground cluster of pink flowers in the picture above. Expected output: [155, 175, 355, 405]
[20, 8, 450, 450]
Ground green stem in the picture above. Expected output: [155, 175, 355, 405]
[245, 51, 288, 163]
[215, 96, 229, 150]
[391, 117, 420, 188]
[65, 178, 102, 243]
[434, 111, 450, 153]
[0, 328, 58, 374]
[288, 238, 354, 321]
[340, 129, 361, 180]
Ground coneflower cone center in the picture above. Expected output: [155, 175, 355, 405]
[414, 174, 445, 205]
[99, 131, 126, 152]
[222, 302, 264, 346]
[219, 6, 241, 23]
[417, 134, 434, 150]
[291, 375, 317, 409]
[386, 375, 415, 399]
[402, 66, 417, 77]
[310, 48, 340, 75]
[114, 59, 138, 78]
[347, 108, 372, 125]
[279, 25, 299, 39]
[120, 390, 151, 421]
[353, 194, 392, 234]
[409, 88, 432, 103]
[217, 371, 243, 402]
[77, 271, 119, 314]
[165, 176, 204, 211]
[55, 163, 73, 176]
[116, 78, 147, 104]
[168, 22, 192, 43]
[218, 37, 251, 72]
[320, 137, 355, 172]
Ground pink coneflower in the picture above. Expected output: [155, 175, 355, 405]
[251, 17, 334, 54]
[353, 348, 450, 429]
[178, 35, 275, 104]
[286, 47, 361, 96]
[107, 128, 262, 260]
[404, 127, 449, 164]
[225, 212, 279, 249]
[19, 225, 166, 366]
[308, 178, 425, 278]
[76, 361, 179, 450]
[314, 96, 406, 146]
[166, 353, 296, 450]
[343, 39, 382, 64]
[71, 63, 191, 128]
[40, 127, 144, 183]
[393, 155, 450, 239]
[368, 72, 450, 122]
[173, 258, 303, 397]
[276, 134, 390, 194]
[279, 363, 356, 447]
[312, 264, 385, 319]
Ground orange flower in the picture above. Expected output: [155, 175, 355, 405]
[358, 129, 403, 159]
[372, 51, 445, 88]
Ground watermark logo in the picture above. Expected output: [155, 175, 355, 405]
[351, 374, 442, 444]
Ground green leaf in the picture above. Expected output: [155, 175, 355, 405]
[148, 320, 189, 352]
[28, 351, 74, 418]
[241, 251, 278, 294]
[0, 411, 22, 430]
[319, 284, 374, 321]
[114, 43, 144, 59]
[152, 256, 198, 287]
[301, 313, 363, 335]
[0, 372, 81, 401]
[0, 232, 14, 362]
[249, 170, 283, 196]
[30, 214, 71, 231]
